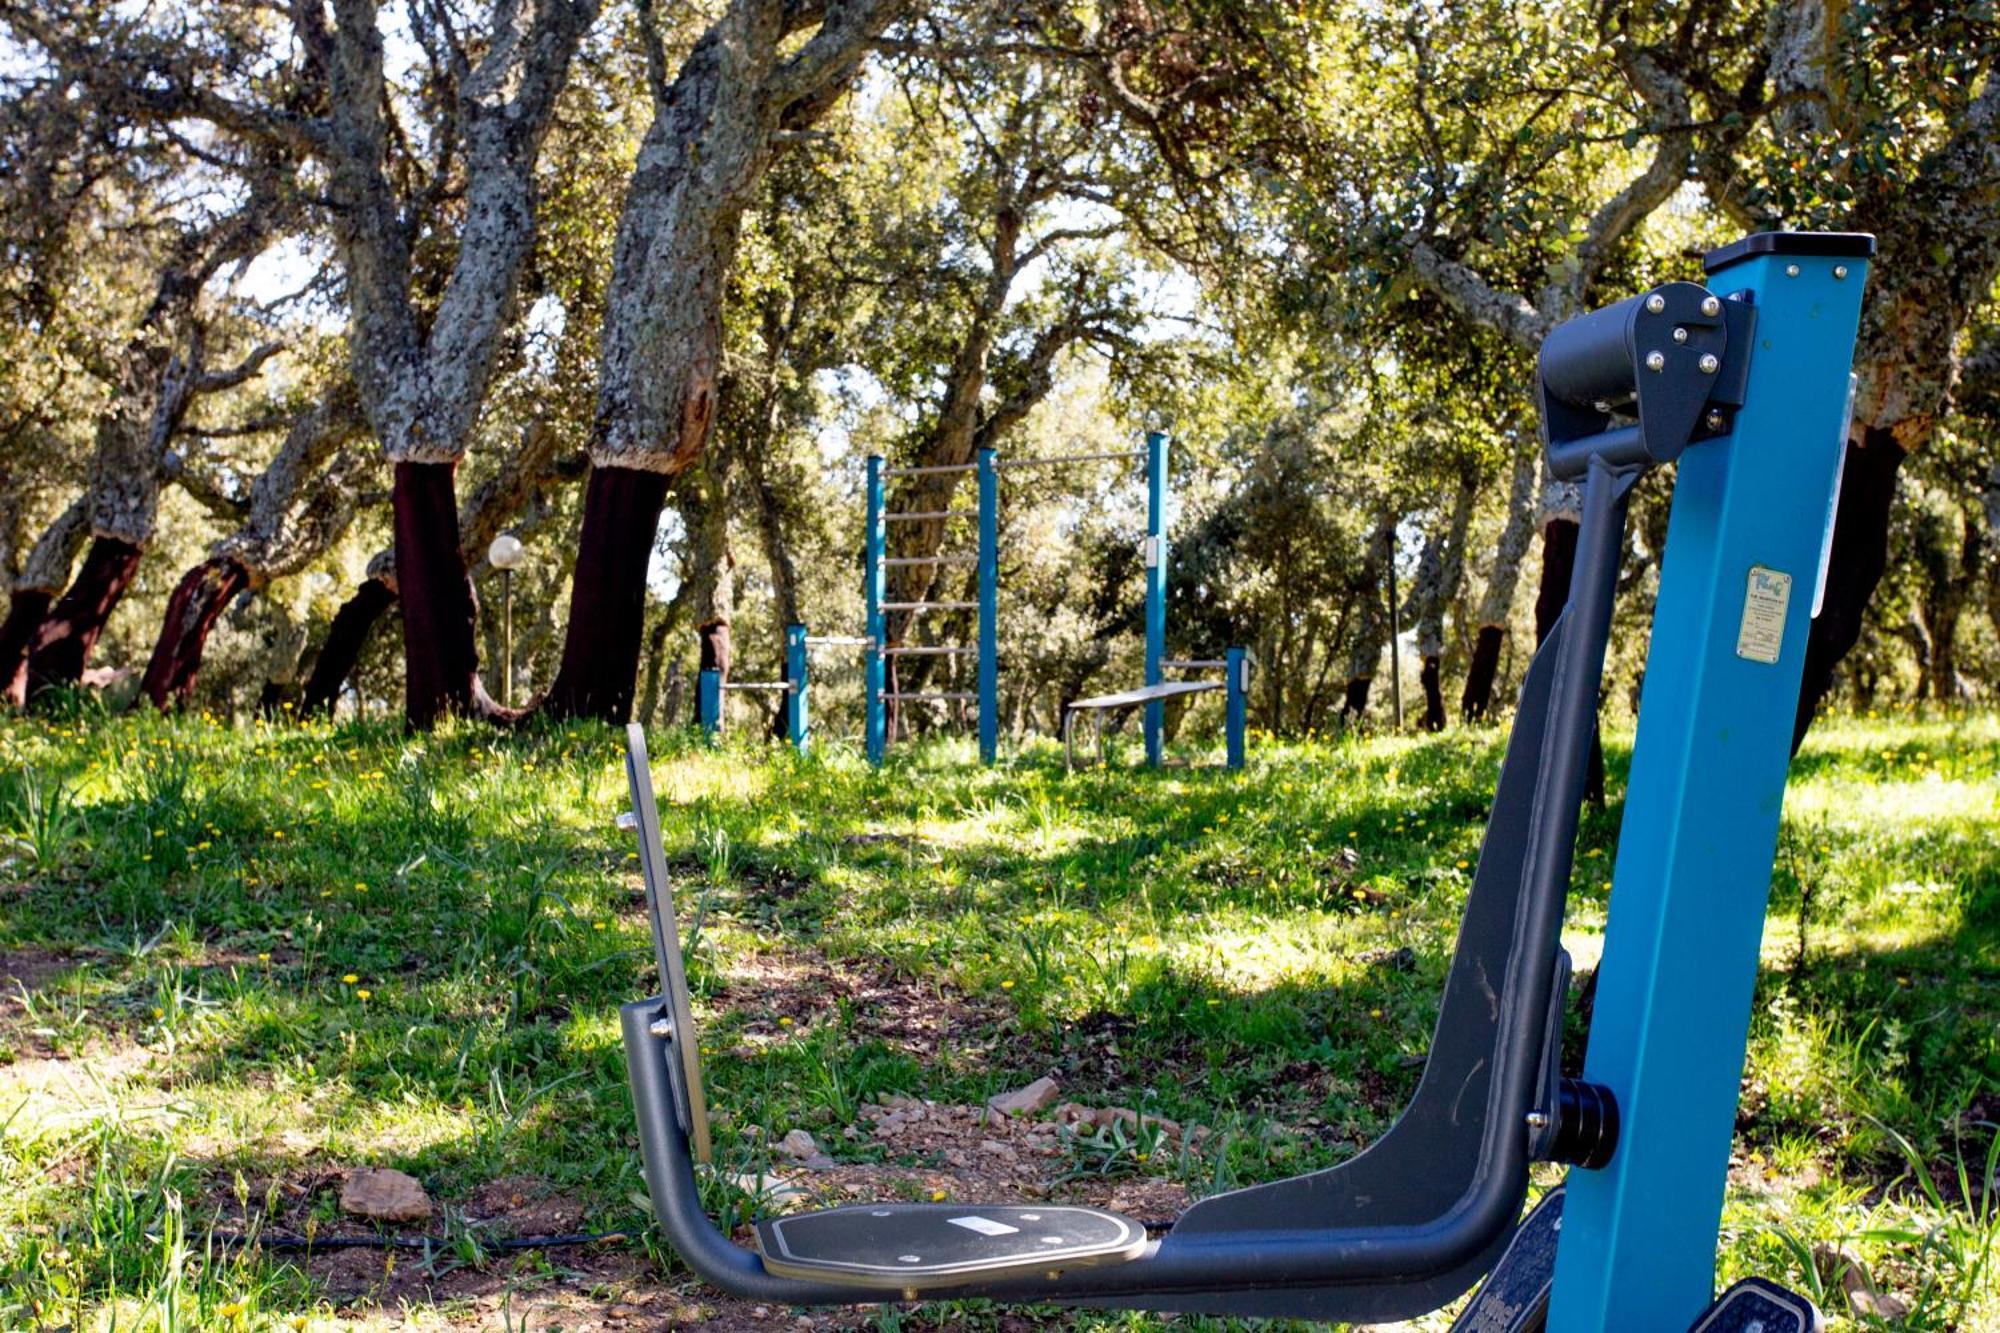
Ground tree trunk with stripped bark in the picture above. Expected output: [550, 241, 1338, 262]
[1461, 445, 1539, 721]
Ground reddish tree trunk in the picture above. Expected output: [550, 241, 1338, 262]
[392, 461, 481, 729]
[0, 589, 55, 707]
[139, 557, 252, 710]
[1532, 518, 1604, 803]
[542, 465, 670, 721]
[697, 619, 731, 674]
[300, 578, 397, 716]
[1792, 431, 1906, 751]
[1461, 625, 1505, 722]
[24, 536, 143, 697]
[1420, 654, 1446, 732]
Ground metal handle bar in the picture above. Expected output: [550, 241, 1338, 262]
[884, 462, 976, 478]
[882, 554, 977, 566]
[883, 645, 974, 656]
[1162, 658, 1226, 670]
[993, 450, 1144, 470]
[880, 601, 975, 611]
[883, 692, 975, 702]
[803, 635, 872, 648]
[720, 682, 793, 692]
[883, 509, 974, 523]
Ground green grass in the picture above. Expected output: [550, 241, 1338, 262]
[0, 705, 1994, 1330]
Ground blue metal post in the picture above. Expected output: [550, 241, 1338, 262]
[864, 456, 885, 764]
[785, 624, 808, 753]
[1224, 646, 1247, 770]
[1143, 431, 1169, 766]
[977, 447, 998, 764]
[696, 668, 721, 744]
[1548, 242, 1871, 1330]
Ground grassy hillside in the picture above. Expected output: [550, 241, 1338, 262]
[1, 707, 1994, 1331]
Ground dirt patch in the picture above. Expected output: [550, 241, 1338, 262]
[715, 950, 1005, 1064]
[0, 946, 74, 1000]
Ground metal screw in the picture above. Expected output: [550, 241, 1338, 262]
[1644, 293, 1666, 314]
[1592, 399, 1611, 414]
[1698, 353, 1720, 374]
[1700, 295, 1721, 316]
[1644, 351, 1666, 372]
[615, 810, 638, 831]
[1526, 1111, 1552, 1132]
[1786, 263, 1801, 277]
[1672, 327, 1689, 344]
[1705, 410, 1726, 431]
[1833, 264, 1849, 280]
[649, 1018, 675, 1040]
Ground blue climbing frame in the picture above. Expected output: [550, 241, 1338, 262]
[1547, 238, 1872, 1329]
[863, 432, 1246, 768]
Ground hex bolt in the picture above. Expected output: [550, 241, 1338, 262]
[1700, 295, 1721, 316]
[1525, 1111, 1552, 1132]
[649, 1018, 675, 1040]
[1644, 293, 1666, 314]
[1672, 327, 1689, 344]
[1645, 351, 1666, 372]
[1834, 265, 1849, 280]
[1786, 263, 1801, 277]
[1592, 400, 1611, 414]
[1698, 353, 1720, 374]
[1705, 410, 1726, 431]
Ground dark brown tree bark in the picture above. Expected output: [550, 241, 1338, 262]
[392, 461, 482, 730]
[139, 557, 252, 708]
[1791, 435, 1906, 743]
[24, 537, 143, 696]
[541, 466, 671, 720]
[1461, 625, 1506, 722]
[0, 589, 55, 707]
[300, 578, 397, 716]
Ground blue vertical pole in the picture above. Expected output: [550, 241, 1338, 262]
[864, 456, 885, 764]
[1143, 430, 1169, 767]
[696, 668, 721, 744]
[785, 624, 808, 753]
[977, 447, 999, 764]
[1224, 646, 1247, 770]
[1548, 238, 1872, 1331]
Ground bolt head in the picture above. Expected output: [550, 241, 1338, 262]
[1833, 264, 1849, 280]
[1644, 351, 1667, 372]
[1786, 263, 1801, 277]
[1526, 1111, 1552, 1131]
[1672, 327, 1689, 344]
[1705, 410, 1726, 431]
[1698, 353, 1720, 374]
[1644, 293, 1667, 314]
[648, 1018, 675, 1040]
[1700, 295, 1722, 316]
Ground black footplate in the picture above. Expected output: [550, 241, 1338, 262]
[756, 1203, 1148, 1289]
[1449, 1185, 1564, 1332]
[1690, 1277, 1823, 1332]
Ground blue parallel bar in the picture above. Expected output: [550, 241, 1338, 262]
[696, 668, 721, 744]
[1225, 646, 1248, 770]
[1548, 243, 1871, 1330]
[864, 457, 885, 764]
[977, 448, 998, 764]
[1143, 431, 1169, 766]
[785, 624, 808, 753]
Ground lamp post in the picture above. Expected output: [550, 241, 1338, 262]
[487, 533, 526, 706]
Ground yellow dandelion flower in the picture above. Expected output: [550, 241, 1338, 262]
[341, 974, 358, 985]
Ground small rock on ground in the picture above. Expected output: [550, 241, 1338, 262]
[339, 1167, 432, 1223]
[986, 1076, 1060, 1117]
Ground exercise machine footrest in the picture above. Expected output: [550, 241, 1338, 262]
[1689, 1277, 1823, 1332]
[1448, 1185, 1564, 1332]
[756, 1203, 1147, 1289]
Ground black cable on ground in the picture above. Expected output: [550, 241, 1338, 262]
[211, 1230, 627, 1252]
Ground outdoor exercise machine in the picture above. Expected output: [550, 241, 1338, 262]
[697, 625, 874, 753]
[862, 434, 1248, 768]
[618, 231, 1872, 1330]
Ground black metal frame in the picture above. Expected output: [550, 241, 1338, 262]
[617, 274, 1772, 1321]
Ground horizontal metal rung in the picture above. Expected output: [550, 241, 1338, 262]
[880, 601, 976, 611]
[884, 692, 975, 702]
[720, 681, 793, 692]
[804, 635, 872, 648]
[884, 462, 976, 478]
[884, 646, 974, 656]
[883, 509, 974, 523]
[1162, 659, 1226, 669]
[882, 554, 977, 566]
[993, 450, 1144, 470]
